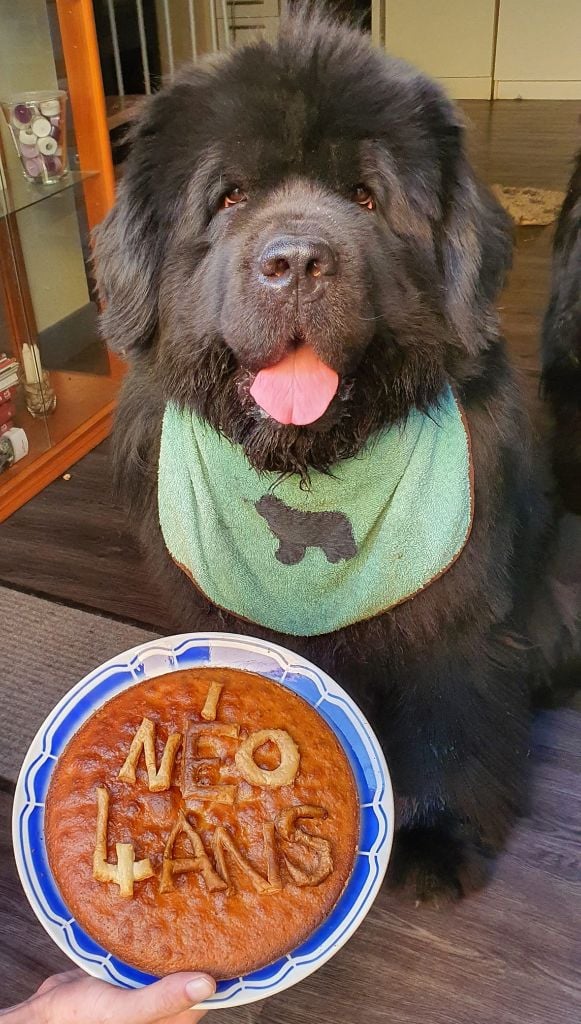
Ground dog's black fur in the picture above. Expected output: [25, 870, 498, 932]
[95, 9, 577, 901]
[542, 149, 581, 513]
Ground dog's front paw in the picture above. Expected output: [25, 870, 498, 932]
[387, 825, 494, 904]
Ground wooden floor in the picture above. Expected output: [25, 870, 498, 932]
[1, 100, 580, 1020]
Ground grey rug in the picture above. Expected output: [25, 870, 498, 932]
[0, 588, 160, 784]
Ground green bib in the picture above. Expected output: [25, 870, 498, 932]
[158, 386, 473, 636]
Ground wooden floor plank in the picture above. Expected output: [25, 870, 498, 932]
[0, 441, 173, 631]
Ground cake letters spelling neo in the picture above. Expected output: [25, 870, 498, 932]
[92, 681, 334, 897]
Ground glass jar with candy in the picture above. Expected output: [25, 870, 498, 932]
[1, 90, 69, 185]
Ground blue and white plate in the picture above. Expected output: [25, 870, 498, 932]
[12, 632, 393, 1009]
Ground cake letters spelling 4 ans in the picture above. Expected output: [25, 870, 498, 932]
[93, 680, 332, 897]
[45, 667, 359, 978]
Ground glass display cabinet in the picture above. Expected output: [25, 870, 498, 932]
[0, 0, 118, 520]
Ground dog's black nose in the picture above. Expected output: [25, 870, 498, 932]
[258, 237, 337, 295]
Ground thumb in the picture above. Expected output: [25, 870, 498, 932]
[111, 972, 216, 1023]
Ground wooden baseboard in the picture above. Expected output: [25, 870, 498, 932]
[494, 81, 581, 100]
[437, 77, 493, 100]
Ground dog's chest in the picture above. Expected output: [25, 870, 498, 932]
[157, 389, 472, 636]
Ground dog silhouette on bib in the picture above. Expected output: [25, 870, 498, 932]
[255, 494, 357, 565]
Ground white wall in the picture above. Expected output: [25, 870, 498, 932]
[385, 0, 497, 99]
[383, 0, 581, 100]
[494, 0, 581, 99]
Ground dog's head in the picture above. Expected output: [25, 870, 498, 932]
[95, 7, 511, 478]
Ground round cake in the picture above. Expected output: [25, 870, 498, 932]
[45, 666, 359, 979]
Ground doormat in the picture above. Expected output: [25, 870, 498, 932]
[492, 186, 566, 226]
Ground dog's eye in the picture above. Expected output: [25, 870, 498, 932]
[221, 187, 247, 209]
[352, 186, 375, 211]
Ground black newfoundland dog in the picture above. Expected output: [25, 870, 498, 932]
[542, 149, 581, 513]
[95, 9, 576, 900]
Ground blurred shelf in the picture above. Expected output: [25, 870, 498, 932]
[0, 369, 117, 521]
[0, 168, 99, 219]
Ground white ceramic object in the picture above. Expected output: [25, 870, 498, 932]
[13, 632, 393, 1009]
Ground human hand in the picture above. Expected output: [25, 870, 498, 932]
[0, 968, 215, 1023]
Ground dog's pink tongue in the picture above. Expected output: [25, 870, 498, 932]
[250, 345, 339, 426]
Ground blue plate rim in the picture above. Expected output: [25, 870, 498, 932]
[12, 632, 394, 1009]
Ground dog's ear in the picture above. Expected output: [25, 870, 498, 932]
[93, 111, 165, 357]
[435, 115, 513, 350]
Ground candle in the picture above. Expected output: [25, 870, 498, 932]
[22, 343, 42, 384]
